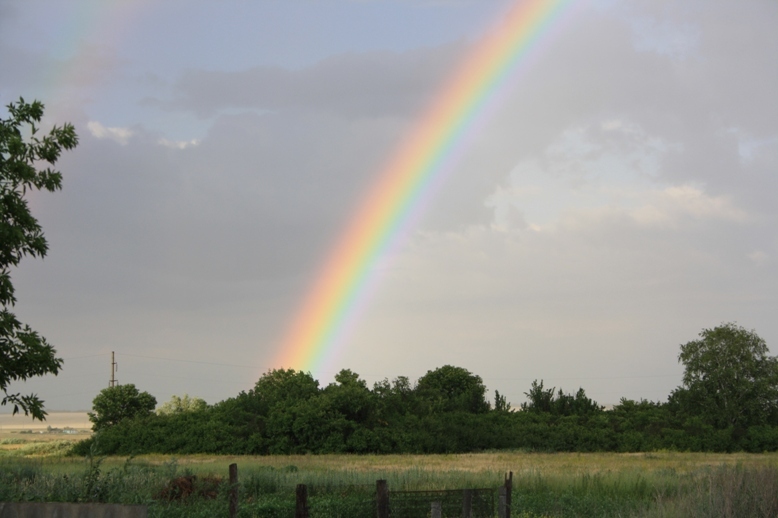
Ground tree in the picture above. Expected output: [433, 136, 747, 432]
[673, 323, 778, 429]
[0, 98, 77, 420]
[521, 379, 555, 413]
[249, 368, 320, 415]
[88, 384, 157, 431]
[156, 393, 208, 415]
[325, 368, 375, 423]
[416, 365, 490, 414]
[493, 390, 511, 412]
[521, 380, 601, 416]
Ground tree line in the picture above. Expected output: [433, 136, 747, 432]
[74, 323, 778, 456]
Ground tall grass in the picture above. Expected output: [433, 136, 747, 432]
[0, 439, 73, 456]
[2, 452, 778, 517]
[640, 465, 778, 518]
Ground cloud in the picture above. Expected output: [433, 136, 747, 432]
[157, 137, 200, 149]
[748, 250, 769, 266]
[145, 44, 464, 119]
[86, 121, 134, 145]
[629, 185, 749, 227]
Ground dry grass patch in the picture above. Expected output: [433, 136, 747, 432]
[112, 451, 778, 477]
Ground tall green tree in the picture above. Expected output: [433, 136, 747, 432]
[416, 365, 490, 414]
[249, 368, 320, 414]
[673, 323, 778, 429]
[0, 98, 77, 420]
[89, 384, 157, 431]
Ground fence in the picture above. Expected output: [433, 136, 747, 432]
[294, 473, 514, 518]
[2, 464, 513, 517]
[386, 488, 494, 517]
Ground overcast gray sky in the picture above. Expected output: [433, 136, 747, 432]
[1, 0, 776, 414]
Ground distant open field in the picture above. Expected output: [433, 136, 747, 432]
[4, 449, 778, 478]
[0, 412, 91, 454]
[97, 450, 778, 477]
[0, 412, 91, 431]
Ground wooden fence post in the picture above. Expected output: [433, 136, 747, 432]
[498, 486, 507, 518]
[296, 484, 309, 518]
[229, 463, 238, 518]
[431, 500, 442, 518]
[376, 479, 389, 518]
[505, 471, 513, 517]
[462, 488, 473, 518]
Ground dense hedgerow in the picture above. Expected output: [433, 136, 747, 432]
[72, 364, 778, 456]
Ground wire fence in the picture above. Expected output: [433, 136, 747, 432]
[388, 488, 495, 518]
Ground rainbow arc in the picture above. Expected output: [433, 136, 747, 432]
[273, 0, 575, 375]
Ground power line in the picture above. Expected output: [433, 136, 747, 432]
[61, 353, 109, 361]
[480, 374, 680, 382]
[131, 371, 255, 386]
[119, 352, 259, 370]
[107, 353, 681, 385]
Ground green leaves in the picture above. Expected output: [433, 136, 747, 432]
[416, 365, 490, 414]
[89, 384, 157, 431]
[0, 97, 77, 419]
[521, 380, 602, 416]
[676, 323, 778, 429]
[156, 394, 209, 415]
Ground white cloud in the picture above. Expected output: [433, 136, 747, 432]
[748, 250, 769, 265]
[630, 185, 749, 226]
[157, 137, 200, 150]
[86, 121, 134, 145]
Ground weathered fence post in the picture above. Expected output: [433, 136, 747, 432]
[376, 479, 389, 518]
[462, 488, 473, 518]
[296, 483, 309, 518]
[505, 471, 513, 517]
[498, 486, 507, 518]
[229, 463, 239, 518]
[431, 500, 442, 518]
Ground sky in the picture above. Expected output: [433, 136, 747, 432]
[1, 0, 776, 415]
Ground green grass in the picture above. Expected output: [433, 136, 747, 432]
[2, 451, 778, 517]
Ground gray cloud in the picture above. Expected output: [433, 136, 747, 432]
[146, 44, 466, 119]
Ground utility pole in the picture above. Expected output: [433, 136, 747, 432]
[109, 351, 118, 387]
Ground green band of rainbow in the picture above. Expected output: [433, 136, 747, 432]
[273, 0, 575, 375]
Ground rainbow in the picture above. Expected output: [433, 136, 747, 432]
[273, 0, 575, 376]
[29, 1, 152, 121]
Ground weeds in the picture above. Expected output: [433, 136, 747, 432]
[2, 452, 778, 517]
[641, 465, 778, 518]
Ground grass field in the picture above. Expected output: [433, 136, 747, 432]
[0, 411, 91, 456]
[3, 440, 778, 517]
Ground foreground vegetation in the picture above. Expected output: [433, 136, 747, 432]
[2, 451, 778, 517]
